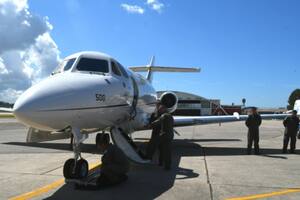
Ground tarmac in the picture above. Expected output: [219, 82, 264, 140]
[1, 118, 300, 200]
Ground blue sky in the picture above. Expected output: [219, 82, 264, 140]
[29, 0, 300, 107]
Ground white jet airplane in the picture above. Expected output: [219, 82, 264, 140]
[13, 51, 293, 179]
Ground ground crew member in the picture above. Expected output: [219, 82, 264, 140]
[283, 110, 299, 154]
[151, 104, 174, 170]
[98, 133, 129, 186]
[246, 107, 262, 155]
[78, 133, 129, 189]
[146, 103, 161, 160]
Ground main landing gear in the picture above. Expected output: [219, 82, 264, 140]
[63, 127, 89, 179]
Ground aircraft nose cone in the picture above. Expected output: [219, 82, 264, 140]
[13, 98, 26, 116]
[13, 88, 38, 126]
[12, 76, 59, 129]
[12, 74, 78, 130]
[13, 96, 31, 116]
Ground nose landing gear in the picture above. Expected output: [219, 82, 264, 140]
[63, 127, 89, 179]
[63, 158, 89, 179]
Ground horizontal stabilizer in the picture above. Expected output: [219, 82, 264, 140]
[130, 56, 200, 82]
[129, 66, 200, 73]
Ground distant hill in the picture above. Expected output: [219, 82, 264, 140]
[0, 101, 14, 108]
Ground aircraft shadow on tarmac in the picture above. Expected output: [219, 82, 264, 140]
[4, 139, 292, 157]
[42, 140, 201, 200]
[3, 137, 241, 153]
[4, 141, 98, 153]
[4, 139, 293, 198]
[3, 140, 202, 199]
[135, 138, 242, 142]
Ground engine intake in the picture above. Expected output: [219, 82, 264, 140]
[159, 92, 178, 113]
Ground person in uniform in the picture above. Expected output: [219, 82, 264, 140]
[246, 107, 262, 155]
[146, 103, 161, 160]
[283, 110, 299, 154]
[77, 133, 129, 190]
[151, 104, 174, 170]
[97, 133, 130, 186]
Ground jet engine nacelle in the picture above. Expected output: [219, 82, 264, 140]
[159, 92, 178, 113]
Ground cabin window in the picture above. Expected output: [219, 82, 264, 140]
[77, 58, 109, 73]
[111, 61, 122, 76]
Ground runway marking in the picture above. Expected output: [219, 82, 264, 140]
[226, 188, 300, 200]
[9, 162, 101, 200]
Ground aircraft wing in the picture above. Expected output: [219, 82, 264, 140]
[173, 113, 289, 127]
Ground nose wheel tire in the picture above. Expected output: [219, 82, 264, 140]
[63, 158, 89, 179]
[77, 159, 89, 178]
[63, 159, 75, 179]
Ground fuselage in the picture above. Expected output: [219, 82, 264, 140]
[13, 52, 157, 133]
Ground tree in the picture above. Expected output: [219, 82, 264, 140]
[0, 101, 13, 108]
[287, 89, 300, 110]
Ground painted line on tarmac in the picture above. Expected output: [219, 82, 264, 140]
[9, 162, 101, 200]
[226, 188, 300, 200]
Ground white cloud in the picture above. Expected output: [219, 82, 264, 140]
[24, 33, 60, 79]
[0, 0, 60, 103]
[146, 0, 164, 13]
[0, 88, 23, 103]
[121, 3, 145, 14]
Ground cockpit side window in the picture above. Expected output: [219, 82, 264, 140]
[111, 61, 122, 76]
[77, 58, 109, 73]
[52, 58, 76, 75]
[117, 62, 129, 78]
[64, 58, 76, 71]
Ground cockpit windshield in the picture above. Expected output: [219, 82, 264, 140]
[52, 58, 76, 75]
[76, 58, 109, 73]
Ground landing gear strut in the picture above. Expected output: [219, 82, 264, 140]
[69, 134, 74, 150]
[63, 127, 89, 179]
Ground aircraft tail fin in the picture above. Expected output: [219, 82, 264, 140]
[129, 56, 200, 83]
